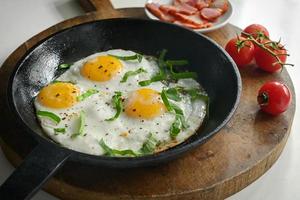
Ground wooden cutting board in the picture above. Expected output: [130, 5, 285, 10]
[0, 0, 296, 199]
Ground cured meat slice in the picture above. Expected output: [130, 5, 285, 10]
[160, 4, 197, 15]
[194, 0, 210, 10]
[210, 0, 229, 13]
[171, 1, 198, 15]
[174, 0, 197, 7]
[146, 3, 175, 22]
[172, 12, 203, 26]
[200, 7, 222, 21]
[174, 20, 212, 29]
[172, 12, 212, 27]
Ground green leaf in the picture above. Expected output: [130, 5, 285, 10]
[77, 89, 98, 101]
[165, 58, 197, 81]
[52, 80, 76, 84]
[171, 71, 198, 80]
[170, 116, 181, 139]
[99, 139, 138, 157]
[171, 103, 188, 129]
[37, 110, 61, 124]
[138, 80, 152, 86]
[138, 50, 197, 86]
[54, 128, 66, 134]
[58, 63, 72, 69]
[186, 89, 209, 102]
[109, 53, 143, 63]
[71, 111, 85, 138]
[160, 89, 173, 112]
[120, 68, 147, 83]
[165, 88, 181, 101]
[105, 91, 123, 121]
[170, 103, 184, 115]
[166, 60, 189, 66]
[160, 89, 189, 138]
[139, 133, 158, 155]
[158, 49, 167, 70]
[138, 74, 166, 86]
[187, 89, 209, 118]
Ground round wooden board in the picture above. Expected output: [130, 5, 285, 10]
[0, 5, 296, 200]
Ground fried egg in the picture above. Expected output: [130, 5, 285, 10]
[34, 49, 207, 156]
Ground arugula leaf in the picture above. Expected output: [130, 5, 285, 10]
[139, 133, 158, 155]
[105, 91, 123, 121]
[165, 88, 181, 101]
[186, 88, 209, 102]
[138, 74, 165, 86]
[166, 61, 197, 80]
[99, 139, 138, 157]
[37, 110, 61, 124]
[171, 103, 188, 129]
[138, 50, 197, 86]
[161, 89, 188, 138]
[109, 54, 143, 63]
[186, 88, 210, 118]
[166, 60, 189, 66]
[77, 89, 98, 101]
[176, 87, 209, 117]
[71, 111, 85, 138]
[52, 80, 76, 84]
[54, 128, 66, 134]
[160, 89, 173, 112]
[120, 68, 147, 83]
[171, 72, 198, 80]
[170, 116, 181, 139]
[158, 49, 167, 72]
[58, 63, 72, 69]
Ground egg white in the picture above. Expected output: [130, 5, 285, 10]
[34, 49, 207, 156]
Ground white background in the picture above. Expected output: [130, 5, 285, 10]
[0, 0, 299, 199]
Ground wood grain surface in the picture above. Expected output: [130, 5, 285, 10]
[0, 1, 296, 199]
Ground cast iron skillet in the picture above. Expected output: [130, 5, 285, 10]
[0, 18, 241, 200]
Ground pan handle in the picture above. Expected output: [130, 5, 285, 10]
[0, 143, 72, 200]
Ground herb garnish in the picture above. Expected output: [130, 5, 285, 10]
[99, 139, 138, 157]
[99, 133, 159, 157]
[109, 53, 143, 63]
[58, 63, 72, 69]
[105, 91, 123, 121]
[165, 88, 181, 101]
[161, 89, 188, 139]
[120, 68, 147, 83]
[52, 80, 77, 84]
[37, 110, 61, 124]
[138, 49, 197, 86]
[77, 89, 98, 101]
[71, 111, 85, 138]
[139, 133, 158, 155]
[54, 128, 66, 134]
[174, 86, 210, 117]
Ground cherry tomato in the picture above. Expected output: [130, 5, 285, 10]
[225, 36, 255, 67]
[254, 41, 287, 73]
[243, 24, 270, 39]
[257, 81, 291, 115]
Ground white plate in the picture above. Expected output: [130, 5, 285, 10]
[145, 0, 233, 33]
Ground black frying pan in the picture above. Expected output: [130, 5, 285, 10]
[0, 18, 241, 200]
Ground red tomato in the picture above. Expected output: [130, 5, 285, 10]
[225, 37, 255, 67]
[243, 24, 270, 39]
[257, 81, 291, 115]
[254, 42, 287, 73]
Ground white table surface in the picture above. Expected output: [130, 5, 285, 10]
[0, 0, 299, 199]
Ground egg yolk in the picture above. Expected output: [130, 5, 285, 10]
[37, 82, 79, 109]
[125, 88, 166, 119]
[80, 55, 122, 82]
